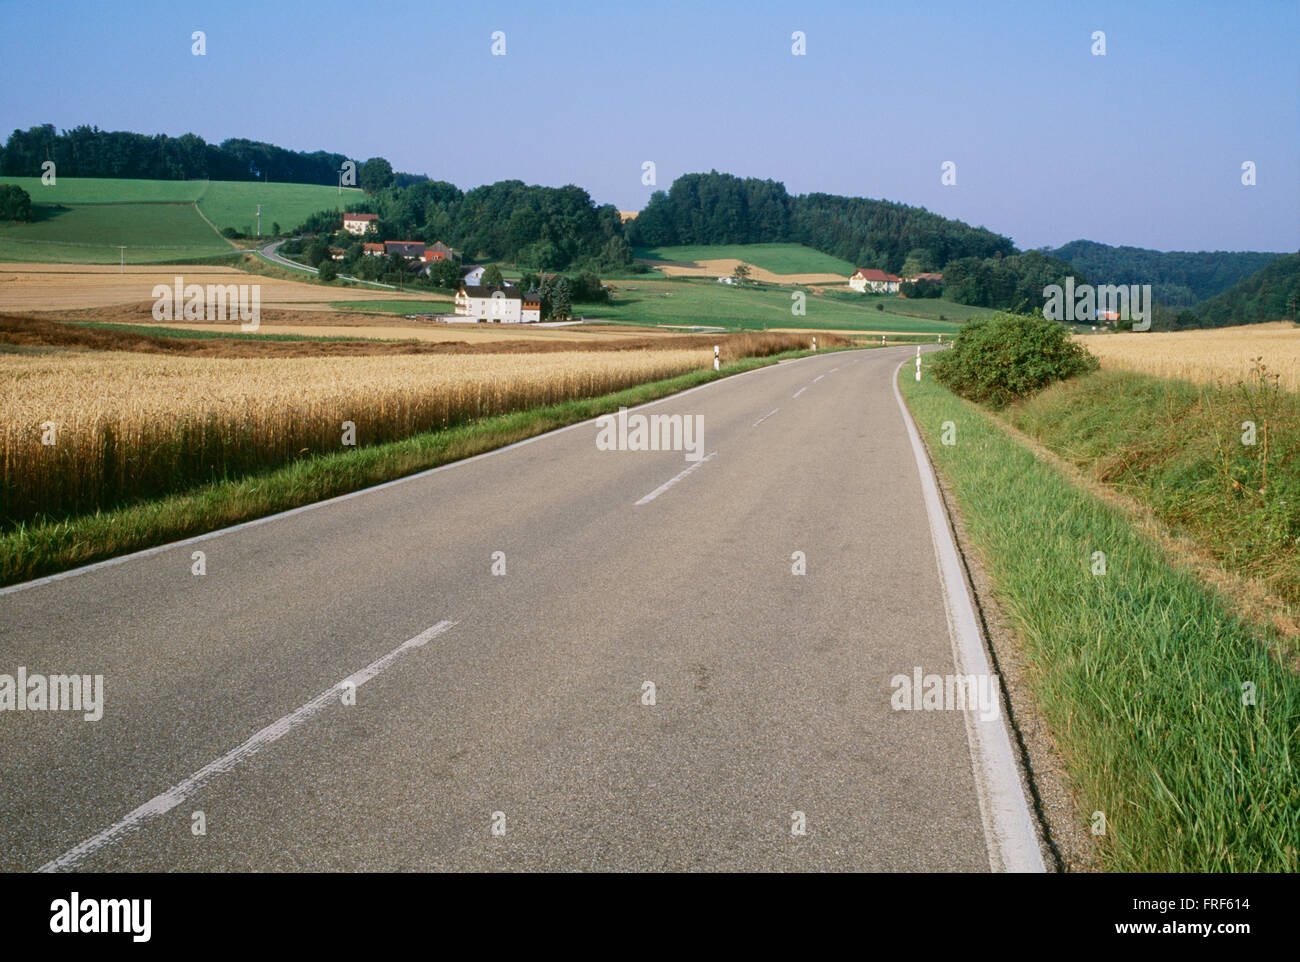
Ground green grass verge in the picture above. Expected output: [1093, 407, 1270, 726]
[329, 299, 453, 313]
[0, 348, 848, 587]
[901, 362, 1300, 872]
[1006, 368, 1300, 608]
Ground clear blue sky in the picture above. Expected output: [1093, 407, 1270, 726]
[2, 0, 1295, 252]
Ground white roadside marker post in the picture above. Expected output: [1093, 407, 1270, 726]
[812, 336, 817, 352]
[881, 334, 885, 345]
[714, 345, 719, 371]
[915, 345, 922, 381]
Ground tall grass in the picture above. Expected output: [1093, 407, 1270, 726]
[1010, 365, 1300, 608]
[903, 364, 1300, 871]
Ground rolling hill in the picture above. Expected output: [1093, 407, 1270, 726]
[0, 177, 363, 263]
[1048, 239, 1285, 307]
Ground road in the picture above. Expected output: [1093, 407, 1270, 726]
[0, 346, 1045, 872]
[257, 239, 398, 290]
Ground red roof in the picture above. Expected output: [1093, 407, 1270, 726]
[363, 242, 384, 252]
[854, 269, 901, 282]
[344, 213, 378, 221]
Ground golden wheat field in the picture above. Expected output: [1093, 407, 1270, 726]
[1078, 322, 1300, 391]
[0, 348, 712, 523]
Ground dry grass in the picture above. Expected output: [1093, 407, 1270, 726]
[0, 262, 432, 312]
[1078, 322, 1300, 391]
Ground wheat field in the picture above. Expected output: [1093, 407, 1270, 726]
[1078, 322, 1300, 391]
[0, 348, 712, 523]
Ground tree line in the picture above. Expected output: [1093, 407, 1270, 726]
[628, 170, 1016, 273]
[0, 124, 361, 185]
[1048, 239, 1285, 307]
[296, 178, 633, 274]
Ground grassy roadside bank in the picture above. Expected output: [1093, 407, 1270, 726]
[0, 346, 851, 587]
[1008, 368, 1300, 611]
[901, 363, 1300, 871]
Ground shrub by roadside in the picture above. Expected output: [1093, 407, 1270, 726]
[932, 312, 1098, 408]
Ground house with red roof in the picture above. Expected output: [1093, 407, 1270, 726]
[849, 268, 902, 294]
[342, 212, 378, 235]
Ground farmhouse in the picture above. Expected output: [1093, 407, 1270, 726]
[454, 284, 542, 323]
[461, 266, 486, 285]
[362, 242, 385, 256]
[849, 268, 901, 293]
[342, 212, 378, 235]
[328, 247, 346, 261]
[384, 240, 425, 259]
[422, 241, 455, 263]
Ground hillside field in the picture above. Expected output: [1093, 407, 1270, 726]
[636, 242, 857, 278]
[0, 177, 363, 263]
[593, 277, 972, 333]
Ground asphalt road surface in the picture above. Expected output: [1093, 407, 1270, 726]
[0, 346, 1045, 872]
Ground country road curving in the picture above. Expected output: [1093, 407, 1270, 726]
[0, 346, 1047, 872]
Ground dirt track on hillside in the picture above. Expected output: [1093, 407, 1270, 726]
[637, 257, 846, 285]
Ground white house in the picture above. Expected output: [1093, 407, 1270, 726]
[342, 213, 378, 235]
[461, 266, 486, 286]
[849, 268, 901, 293]
[454, 284, 542, 323]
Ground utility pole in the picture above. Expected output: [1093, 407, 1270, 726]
[119, 246, 126, 273]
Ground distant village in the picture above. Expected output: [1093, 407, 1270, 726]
[335, 212, 541, 323]
[334, 212, 945, 324]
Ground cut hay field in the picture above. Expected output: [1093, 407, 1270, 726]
[1079, 322, 1300, 391]
[0, 263, 430, 312]
[0, 177, 361, 264]
[636, 242, 855, 284]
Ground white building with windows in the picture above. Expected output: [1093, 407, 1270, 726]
[453, 284, 542, 323]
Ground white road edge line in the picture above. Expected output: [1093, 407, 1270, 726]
[36, 619, 457, 872]
[792, 387, 807, 398]
[752, 408, 780, 427]
[891, 358, 1046, 874]
[634, 451, 718, 506]
[0, 349, 875, 598]
[813, 375, 825, 382]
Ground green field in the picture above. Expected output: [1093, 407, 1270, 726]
[331, 299, 453, 313]
[592, 277, 972, 333]
[0, 176, 206, 203]
[0, 202, 231, 263]
[197, 181, 364, 235]
[636, 242, 857, 276]
[0, 177, 362, 264]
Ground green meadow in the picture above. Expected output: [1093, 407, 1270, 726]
[0, 177, 361, 263]
[593, 277, 967, 333]
[0, 202, 230, 263]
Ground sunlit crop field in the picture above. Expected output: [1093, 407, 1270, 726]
[0, 348, 711, 523]
[1078, 323, 1300, 391]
